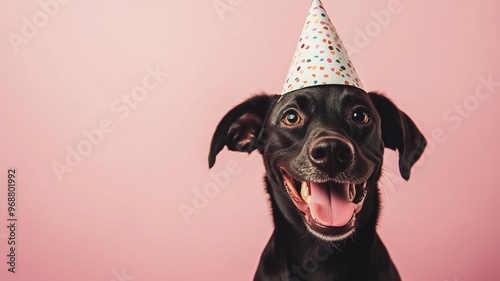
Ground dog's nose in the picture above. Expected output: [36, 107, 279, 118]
[309, 136, 354, 174]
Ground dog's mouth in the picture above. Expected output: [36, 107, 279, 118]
[280, 169, 368, 240]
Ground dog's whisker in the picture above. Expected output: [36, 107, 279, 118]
[378, 175, 391, 198]
[381, 164, 399, 176]
[349, 232, 356, 244]
[381, 170, 400, 194]
[329, 241, 344, 253]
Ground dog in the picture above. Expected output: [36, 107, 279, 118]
[208, 85, 426, 280]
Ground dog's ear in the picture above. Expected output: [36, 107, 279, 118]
[208, 94, 279, 168]
[368, 92, 427, 180]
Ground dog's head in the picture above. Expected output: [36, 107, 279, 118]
[209, 85, 426, 241]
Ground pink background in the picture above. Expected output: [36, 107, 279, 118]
[1, 0, 500, 280]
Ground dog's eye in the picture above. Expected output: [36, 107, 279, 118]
[282, 110, 302, 126]
[352, 108, 370, 124]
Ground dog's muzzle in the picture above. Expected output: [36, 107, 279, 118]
[279, 136, 371, 240]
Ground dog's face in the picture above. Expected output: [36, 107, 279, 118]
[209, 85, 426, 241]
[264, 86, 383, 240]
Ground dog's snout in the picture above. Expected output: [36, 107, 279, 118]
[308, 136, 354, 174]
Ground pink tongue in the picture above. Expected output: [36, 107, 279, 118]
[309, 182, 356, 227]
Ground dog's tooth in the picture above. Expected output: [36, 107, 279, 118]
[349, 184, 356, 202]
[310, 209, 316, 220]
[300, 181, 310, 203]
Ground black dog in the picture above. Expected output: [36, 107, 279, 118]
[208, 85, 426, 281]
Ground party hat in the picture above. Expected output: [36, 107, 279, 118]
[282, 0, 363, 95]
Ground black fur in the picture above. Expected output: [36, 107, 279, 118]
[209, 85, 426, 281]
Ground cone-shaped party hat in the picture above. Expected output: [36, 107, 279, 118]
[282, 0, 363, 95]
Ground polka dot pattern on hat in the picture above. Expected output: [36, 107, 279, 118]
[282, 0, 364, 95]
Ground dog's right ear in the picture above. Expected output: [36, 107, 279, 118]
[208, 94, 279, 168]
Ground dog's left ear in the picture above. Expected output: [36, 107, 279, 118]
[208, 94, 279, 168]
[369, 92, 427, 180]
